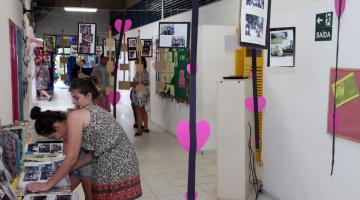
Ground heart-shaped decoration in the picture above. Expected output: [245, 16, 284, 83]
[245, 96, 267, 112]
[185, 191, 198, 200]
[187, 64, 199, 74]
[176, 120, 211, 152]
[335, 0, 346, 18]
[114, 19, 132, 33]
[108, 90, 121, 105]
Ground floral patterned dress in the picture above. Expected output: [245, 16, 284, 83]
[35, 65, 49, 90]
[82, 105, 142, 200]
[131, 70, 150, 107]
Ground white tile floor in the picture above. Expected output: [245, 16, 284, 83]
[34, 82, 218, 200]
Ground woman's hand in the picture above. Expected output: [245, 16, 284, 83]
[26, 182, 52, 193]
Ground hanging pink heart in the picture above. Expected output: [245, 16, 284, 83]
[245, 96, 267, 112]
[335, 0, 346, 18]
[108, 90, 121, 105]
[176, 120, 211, 152]
[187, 64, 199, 74]
[185, 191, 198, 200]
[114, 19, 133, 33]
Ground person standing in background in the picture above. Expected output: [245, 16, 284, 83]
[34, 59, 53, 101]
[91, 54, 109, 93]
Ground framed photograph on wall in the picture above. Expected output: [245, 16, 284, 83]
[77, 23, 97, 54]
[239, 0, 271, 49]
[127, 37, 137, 61]
[43, 35, 56, 52]
[158, 22, 190, 48]
[141, 39, 153, 57]
[268, 27, 296, 67]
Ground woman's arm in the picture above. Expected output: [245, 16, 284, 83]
[27, 110, 89, 192]
[70, 153, 92, 172]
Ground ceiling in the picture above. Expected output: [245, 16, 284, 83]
[32, 0, 141, 10]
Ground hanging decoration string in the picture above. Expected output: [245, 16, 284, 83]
[187, 0, 200, 199]
[331, 0, 343, 175]
[113, 11, 127, 118]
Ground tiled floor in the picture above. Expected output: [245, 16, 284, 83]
[35, 82, 218, 200]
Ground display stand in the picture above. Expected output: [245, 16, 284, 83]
[216, 79, 256, 200]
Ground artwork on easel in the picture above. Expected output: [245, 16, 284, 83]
[239, 0, 271, 49]
[127, 37, 137, 61]
[141, 39, 153, 57]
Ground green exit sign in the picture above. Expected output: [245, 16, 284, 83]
[315, 12, 333, 41]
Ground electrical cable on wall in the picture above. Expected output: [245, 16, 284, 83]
[331, 0, 344, 176]
[248, 122, 261, 196]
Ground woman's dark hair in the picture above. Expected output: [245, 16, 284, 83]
[30, 106, 67, 136]
[69, 77, 100, 100]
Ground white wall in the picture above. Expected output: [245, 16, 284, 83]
[263, 0, 360, 199]
[122, 0, 239, 150]
[0, 0, 24, 124]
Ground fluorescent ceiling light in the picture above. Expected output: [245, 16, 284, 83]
[64, 7, 98, 12]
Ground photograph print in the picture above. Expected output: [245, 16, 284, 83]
[127, 38, 137, 48]
[55, 195, 72, 200]
[43, 35, 56, 52]
[38, 144, 50, 153]
[158, 22, 190, 48]
[23, 172, 40, 182]
[141, 39, 153, 57]
[240, 0, 271, 49]
[78, 23, 96, 54]
[50, 143, 63, 154]
[246, 0, 265, 9]
[268, 27, 295, 67]
[30, 196, 47, 200]
[128, 50, 137, 61]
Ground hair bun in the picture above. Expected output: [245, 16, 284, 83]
[30, 106, 41, 120]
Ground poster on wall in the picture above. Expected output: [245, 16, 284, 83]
[141, 39, 153, 57]
[239, 0, 271, 49]
[70, 45, 78, 57]
[267, 27, 295, 67]
[56, 35, 77, 48]
[43, 35, 56, 52]
[77, 23, 97, 54]
[327, 68, 360, 142]
[158, 22, 190, 48]
[127, 37, 137, 61]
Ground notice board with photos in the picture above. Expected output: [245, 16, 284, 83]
[156, 47, 189, 102]
[327, 68, 360, 142]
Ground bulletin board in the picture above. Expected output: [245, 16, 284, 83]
[156, 48, 189, 102]
[327, 68, 360, 142]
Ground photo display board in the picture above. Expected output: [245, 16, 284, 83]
[240, 0, 271, 49]
[158, 22, 190, 49]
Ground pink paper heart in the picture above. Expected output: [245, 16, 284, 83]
[114, 19, 132, 33]
[176, 120, 211, 152]
[185, 191, 198, 200]
[335, 0, 346, 18]
[108, 90, 121, 105]
[187, 64, 199, 74]
[245, 96, 267, 112]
